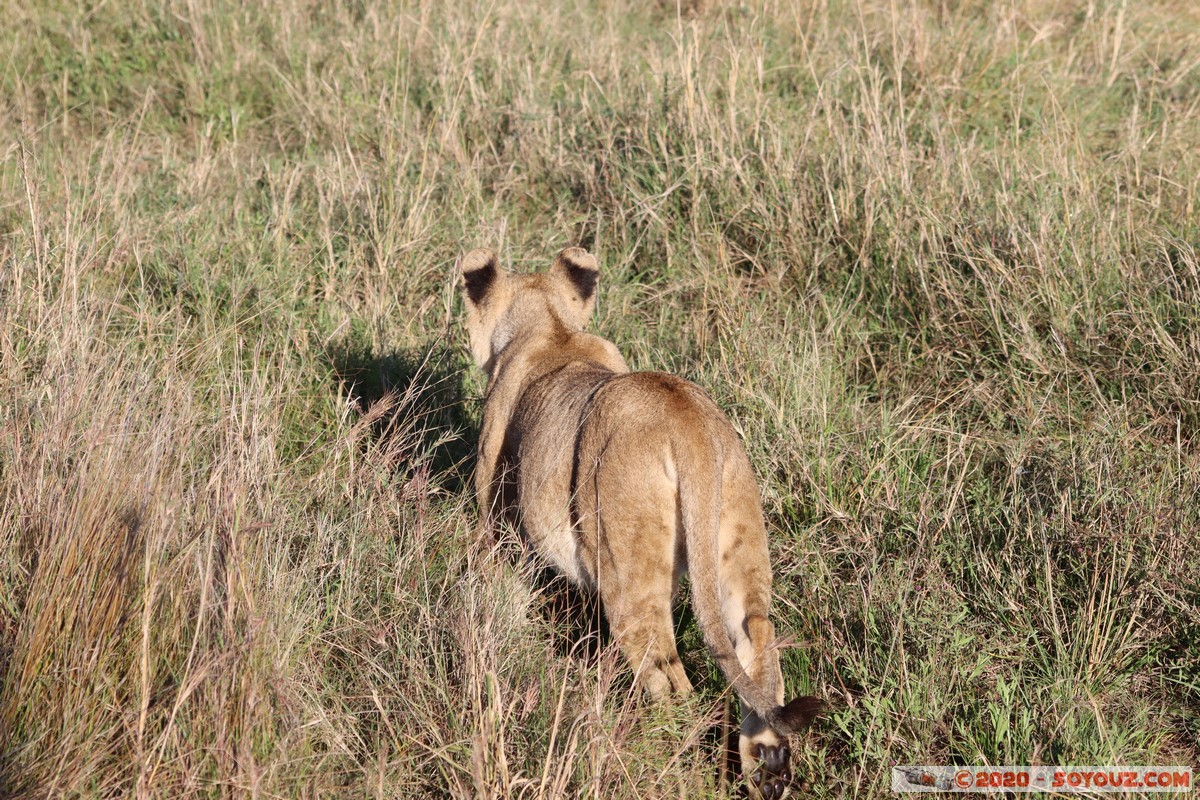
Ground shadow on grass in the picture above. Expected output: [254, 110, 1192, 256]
[326, 330, 610, 657]
[325, 334, 478, 494]
[530, 567, 606, 663]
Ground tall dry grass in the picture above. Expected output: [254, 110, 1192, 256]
[1, 0, 1198, 797]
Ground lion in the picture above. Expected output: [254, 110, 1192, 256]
[459, 246, 823, 799]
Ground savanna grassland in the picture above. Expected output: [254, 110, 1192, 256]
[1, 0, 1198, 797]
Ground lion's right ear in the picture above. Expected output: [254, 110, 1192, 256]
[548, 247, 600, 328]
[460, 248, 503, 308]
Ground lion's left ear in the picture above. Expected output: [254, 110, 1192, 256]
[460, 248, 504, 310]
[549, 247, 600, 327]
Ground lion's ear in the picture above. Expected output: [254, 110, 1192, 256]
[549, 247, 600, 326]
[460, 248, 503, 308]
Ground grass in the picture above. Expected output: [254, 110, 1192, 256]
[1, 0, 1198, 796]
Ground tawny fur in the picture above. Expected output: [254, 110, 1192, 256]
[459, 246, 820, 799]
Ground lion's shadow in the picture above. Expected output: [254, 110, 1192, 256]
[325, 334, 478, 493]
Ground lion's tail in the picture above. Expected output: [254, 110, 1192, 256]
[675, 422, 823, 736]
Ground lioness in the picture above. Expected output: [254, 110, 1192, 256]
[460, 246, 822, 799]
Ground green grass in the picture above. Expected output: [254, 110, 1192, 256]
[1, 0, 1198, 796]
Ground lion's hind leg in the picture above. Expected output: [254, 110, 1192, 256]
[603, 590, 692, 699]
[584, 466, 692, 700]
